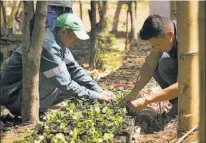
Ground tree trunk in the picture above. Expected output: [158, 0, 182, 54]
[0, 1, 7, 28]
[128, 1, 137, 41]
[79, 0, 83, 20]
[112, 1, 124, 33]
[198, 1, 205, 142]
[176, 1, 200, 137]
[89, 1, 97, 68]
[125, 10, 129, 51]
[21, 1, 47, 124]
[97, 1, 107, 32]
[170, 1, 176, 20]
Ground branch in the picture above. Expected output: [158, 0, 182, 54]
[176, 125, 199, 143]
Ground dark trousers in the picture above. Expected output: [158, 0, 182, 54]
[153, 52, 178, 105]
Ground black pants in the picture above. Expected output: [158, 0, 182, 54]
[153, 52, 178, 105]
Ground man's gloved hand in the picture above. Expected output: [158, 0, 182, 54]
[126, 98, 148, 115]
[119, 91, 138, 107]
[98, 90, 116, 103]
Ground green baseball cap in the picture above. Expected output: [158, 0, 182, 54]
[56, 13, 89, 40]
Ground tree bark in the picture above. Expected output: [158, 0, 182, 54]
[170, 1, 176, 20]
[125, 10, 129, 51]
[0, 1, 7, 28]
[89, 1, 97, 68]
[128, 1, 137, 41]
[79, 0, 83, 20]
[176, 1, 200, 137]
[21, 1, 47, 124]
[198, 1, 205, 142]
[97, 1, 107, 32]
[112, 1, 124, 33]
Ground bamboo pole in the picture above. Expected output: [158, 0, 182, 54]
[198, 1, 205, 142]
[176, 1, 200, 137]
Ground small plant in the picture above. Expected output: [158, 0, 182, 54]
[15, 89, 132, 143]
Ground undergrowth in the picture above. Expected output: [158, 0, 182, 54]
[96, 19, 121, 70]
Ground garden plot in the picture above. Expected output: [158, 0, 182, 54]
[13, 89, 135, 143]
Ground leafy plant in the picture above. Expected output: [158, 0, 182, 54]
[15, 88, 132, 143]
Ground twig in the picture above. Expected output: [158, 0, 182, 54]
[176, 125, 198, 143]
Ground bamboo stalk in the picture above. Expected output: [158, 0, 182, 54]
[176, 1, 200, 136]
[198, 1, 205, 142]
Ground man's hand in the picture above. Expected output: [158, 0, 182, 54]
[102, 90, 116, 98]
[98, 91, 116, 103]
[119, 91, 138, 107]
[126, 98, 148, 115]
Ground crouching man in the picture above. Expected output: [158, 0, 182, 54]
[0, 13, 115, 115]
[120, 15, 179, 117]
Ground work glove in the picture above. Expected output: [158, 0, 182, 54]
[98, 90, 116, 103]
[126, 98, 148, 115]
[119, 91, 138, 107]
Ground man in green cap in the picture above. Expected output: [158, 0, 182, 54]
[0, 13, 115, 115]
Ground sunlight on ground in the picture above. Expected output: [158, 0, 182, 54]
[72, 1, 150, 32]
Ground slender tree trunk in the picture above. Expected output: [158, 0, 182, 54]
[125, 10, 129, 51]
[79, 0, 83, 20]
[171, 1, 176, 20]
[176, 1, 200, 137]
[0, 1, 7, 28]
[112, 1, 124, 33]
[21, 1, 47, 124]
[97, 1, 107, 32]
[198, 1, 205, 142]
[128, 1, 137, 41]
[89, 1, 97, 68]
